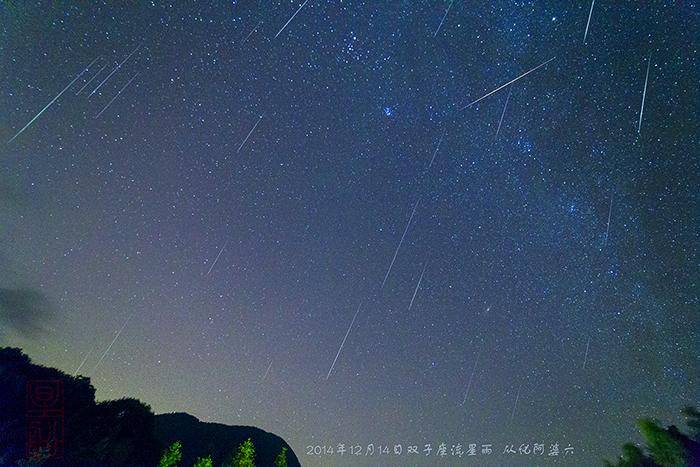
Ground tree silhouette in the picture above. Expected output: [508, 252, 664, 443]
[194, 454, 213, 467]
[682, 406, 700, 441]
[274, 446, 288, 467]
[605, 407, 700, 466]
[638, 418, 688, 465]
[158, 441, 182, 467]
[229, 438, 256, 467]
[1, 347, 297, 465]
[604, 442, 654, 467]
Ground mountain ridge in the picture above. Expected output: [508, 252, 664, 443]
[0, 347, 300, 466]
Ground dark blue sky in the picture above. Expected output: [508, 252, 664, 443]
[1, 1, 698, 465]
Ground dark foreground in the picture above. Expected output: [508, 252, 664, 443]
[0, 347, 300, 466]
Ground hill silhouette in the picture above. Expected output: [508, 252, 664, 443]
[154, 412, 300, 466]
[0, 347, 299, 466]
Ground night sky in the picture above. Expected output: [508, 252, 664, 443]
[1, 1, 698, 465]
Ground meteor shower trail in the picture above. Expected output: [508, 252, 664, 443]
[238, 115, 264, 152]
[326, 302, 362, 380]
[428, 131, 445, 169]
[275, 0, 309, 38]
[206, 240, 229, 276]
[92, 317, 131, 373]
[583, 337, 591, 369]
[408, 262, 428, 310]
[604, 193, 613, 246]
[242, 21, 263, 44]
[8, 59, 96, 143]
[381, 199, 420, 289]
[74, 347, 94, 375]
[583, 0, 595, 44]
[95, 73, 139, 118]
[76, 63, 107, 95]
[3, 5, 694, 461]
[461, 352, 480, 405]
[461, 57, 555, 109]
[262, 361, 273, 381]
[510, 383, 522, 422]
[433, 0, 455, 37]
[89, 45, 141, 97]
[638, 53, 652, 133]
[495, 88, 512, 138]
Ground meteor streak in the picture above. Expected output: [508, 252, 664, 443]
[206, 240, 229, 276]
[603, 193, 613, 246]
[76, 63, 108, 95]
[242, 21, 263, 44]
[275, 0, 309, 39]
[8, 59, 97, 143]
[408, 261, 427, 310]
[89, 45, 141, 97]
[381, 199, 419, 289]
[461, 352, 480, 405]
[95, 73, 139, 118]
[238, 115, 263, 152]
[428, 131, 445, 169]
[461, 57, 555, 110]
[638, 53, 651, 134]
[583, 0, 595, 44]
[510, 383, 522, 422]
[495, 88, 512, 138]
[326, 302, 361, 380]
[262, 361, 273, 381]
[92, 317, 131, 373]
[74, 347, 94, 375]
[433, 0, 455, 37]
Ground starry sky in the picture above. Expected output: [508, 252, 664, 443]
[1, 1, 698, 465]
